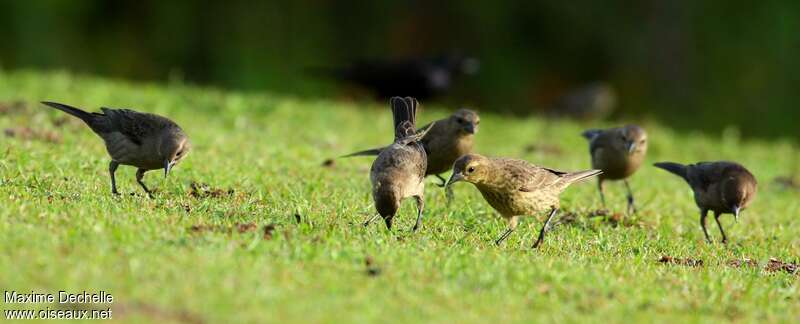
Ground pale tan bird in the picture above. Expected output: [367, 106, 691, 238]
[343, 108, 479, 200]
[446, 154, 601, 248]
[654, 161, 757, 243]
[582, 125, 648, 214]
[42, 101, 190, 198]
[363, 97, 433, 231]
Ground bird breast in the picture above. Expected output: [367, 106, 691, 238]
[476, 184, 557, 216]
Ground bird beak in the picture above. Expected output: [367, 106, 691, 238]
[164, 160, 172, 178]
[445, 172, 464, 188]
[733, 205, 740, 222]
[464, 124, 476, 134]
[627, 141, 637, 154]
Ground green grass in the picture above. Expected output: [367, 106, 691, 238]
[1, 70, 798, 323]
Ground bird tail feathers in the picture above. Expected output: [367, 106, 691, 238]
[41, 101, 101, 131]
[581, 129, 603, 141]
[563, 169, 603, 184]
[654, 162, 688, 180]
[340, 147, 384, 158]
[391, 96, 418, 141]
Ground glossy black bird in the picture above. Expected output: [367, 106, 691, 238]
[310, 53, 479, 100]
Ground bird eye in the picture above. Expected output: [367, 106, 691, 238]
[467, 166, 475, 173]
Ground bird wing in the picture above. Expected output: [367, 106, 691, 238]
[586, 130, 612, 156]
[686, 162, 723, 191]
[495, 158, 563, 192]
[100, 108, 174, 145]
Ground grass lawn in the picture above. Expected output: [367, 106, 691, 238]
[1, 70, 798, 323]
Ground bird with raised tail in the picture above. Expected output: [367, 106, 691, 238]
[446, 154, 602, 248]
[343, 108, 479, 201]
[364, 97, 433, 231]
[654, 161, 757, 243]
[42, 101, 190, 198]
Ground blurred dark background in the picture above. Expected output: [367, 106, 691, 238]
[0, 1, 797, 138]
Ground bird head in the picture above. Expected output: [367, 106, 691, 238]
[618, 125, 647, 155]
[446, 153, 491, 187]
[721, 173, 757, 222]
[160, 130, 191, 178]
[450, 109, 480, 135]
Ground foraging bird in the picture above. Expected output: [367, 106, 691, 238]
[364, 97, 432, 231]
[549, 82, 616, 120]
[654, 161, 757, 243]
[343, 108, 479, 199]
[310, 53, 479, 100]
[446, 154, 601, 248]
[582, 125, 648, 214]
[41, 101, 190, 198]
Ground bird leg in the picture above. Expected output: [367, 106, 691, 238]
[435, 174, 447, 187]
[383, 215, 394, 230]
[597, 179, 606, 207]
[109, 161, 120, 195]
[714, 211, 728, 244]
[700, 209, 711, 243]
[363, 214, 380, 227]
[135, 169, 154, 199]
[533, 208, 558, 249]
[494, 216, 519, 246]
[624, 180, 637, 215]
[412, 195, 424, 232]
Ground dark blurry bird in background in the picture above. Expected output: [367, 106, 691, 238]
[446, 154, 601, 248]
[309, 53, 479, 100]
[343, 108, 480, 200]
[582, 125, 648, 214]
[548, 82, 616, 120]
[42, 101, 190, 198]
[364, 97, 433, 231]
[654, 161, 757, 243]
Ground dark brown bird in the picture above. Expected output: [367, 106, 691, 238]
[582, 125, 648, 214]
[344, 108, 479, 199]
[654, 161, 757, 243]
[42, 101, 190, 198]
[549, 82, 617, 120]
[446, 154, 601, 248]
[363, 97, 433, 231]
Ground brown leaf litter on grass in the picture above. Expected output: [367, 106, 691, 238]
[774, 176, 800, 190]
[364, 255, 382, 277]
[764, 258, 799, 275]
[0, 101, 28, 115]
[189, 222, 276, 237]
[262, 224, 277, 240]
[523, 143, 564, 156]
[113, 302, 205, 324]
[658, 256, 704, 267]
[726, 258, 759, 269]
[321, 158, 336, 168]
[189, 181, 234, 199]
[556, 209, 651, 228]
[4, 127, 62, 143]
